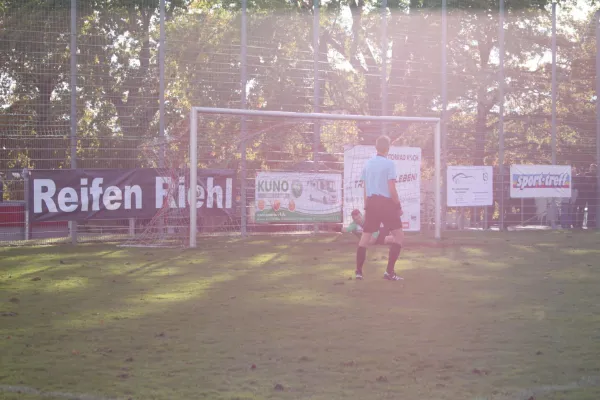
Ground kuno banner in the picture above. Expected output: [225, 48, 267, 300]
[510, 164, 572, 198]
[253, 171, 342, 223]
[344, 145, 422, 232]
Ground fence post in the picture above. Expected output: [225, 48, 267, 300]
[381, 0, 388, 136]
[498, 0, 506, 231]
[484, 206, 488, 230]
[127, 218, 135, 237]
[550, 1, 558, 229]
[189, 109, 198, 248]
[596, 10, 600, 230]
[441, 0, 448, 231]
[23, 169, 30, 241]
[551, 2, 557, 166]
[70, 0, 78, 244]
[240, 0, 248, 237]
[159, 0, 165, 168]
[434, 122, 442, 239]
[313, 0, 320, 234]
[151, 0, 166, 239]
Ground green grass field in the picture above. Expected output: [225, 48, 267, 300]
[2, 231, 600, 400]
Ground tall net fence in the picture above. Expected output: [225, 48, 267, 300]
[0, 0, 598, 245]
[0, 1, 71, 242]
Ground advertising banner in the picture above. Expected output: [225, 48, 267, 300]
[28, 168, 236, 222]
[253, 171, 342, 223]
[447, 165, 494, 206]
[510, 164, 572, 198]
[343, 145, 421, 231]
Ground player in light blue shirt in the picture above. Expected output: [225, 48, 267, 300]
[360, 153, 397, 198]
[355, 135, 405, 281]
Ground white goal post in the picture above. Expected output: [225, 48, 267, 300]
[189, 107, 442, 248]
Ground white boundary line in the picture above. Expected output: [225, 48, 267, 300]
[3, 376, 600, 400]
[489, 376, 600, 400]
[0, 385, 122, 400]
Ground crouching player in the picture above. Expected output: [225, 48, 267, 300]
[343, 209, 394, 245]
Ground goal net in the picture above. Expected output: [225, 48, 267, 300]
[120, 132, 192, 248]
[120, 108, 441, 248]
[183, 107, 442, 249]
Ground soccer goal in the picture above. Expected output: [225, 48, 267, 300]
[187, 107, 442, 249]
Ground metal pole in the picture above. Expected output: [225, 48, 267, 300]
[484, 206, 488, 230]
[313, 0, 320, 164]
[313, 0, 321, 160]
[498, 0, 506, 231]
[189, 108, 198, 248]
[441, 0, 448, 231]
[70, 0, 77, 244]
[24, 169, 30, 240]
[435, 122, 441, 239]
[551, 2, 557, 165]
[521, 197, 524, 225]
[240, 0, 248, 237]
[381, 0, 388, 136]
[549, 2, 558, 229]
[159, 0, 166, 168]
[313, 0, 320, 233]
[596, 10, 600, 230]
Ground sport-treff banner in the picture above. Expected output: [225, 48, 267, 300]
[510, 164, 572, 198]
[344, 145, 422, 232]
[254, 171, 342, 223]
[28, 168, 236, 222]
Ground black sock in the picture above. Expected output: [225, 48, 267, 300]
[356, 246, 367, 273]
[387, 243, 401, 274]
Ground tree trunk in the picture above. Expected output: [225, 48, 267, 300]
[472, 38, 493, 165]
[474, 104, 487, 165]
[35, 79, 64, 170]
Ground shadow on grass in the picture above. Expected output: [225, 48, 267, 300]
[2, 231, 600, 400]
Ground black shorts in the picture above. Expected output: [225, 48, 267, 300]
[363, 195, 403, 234]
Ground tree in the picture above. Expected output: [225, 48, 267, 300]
[0, 0, 75, 170]
[75, 0, 188, 168]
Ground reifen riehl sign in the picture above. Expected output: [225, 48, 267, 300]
[28, 169, 236, 222]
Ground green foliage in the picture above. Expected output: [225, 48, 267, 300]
[1, 0, 599, 171]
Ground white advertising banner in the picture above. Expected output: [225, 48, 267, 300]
[510, 164, 572, 198]
[447, 165, 493, 206]
[343, 145, 421, 232]
[254, 172, 342, 223]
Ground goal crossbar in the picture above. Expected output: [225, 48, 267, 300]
[189, 107, 442, 248]
[192, 106, 440, 123]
